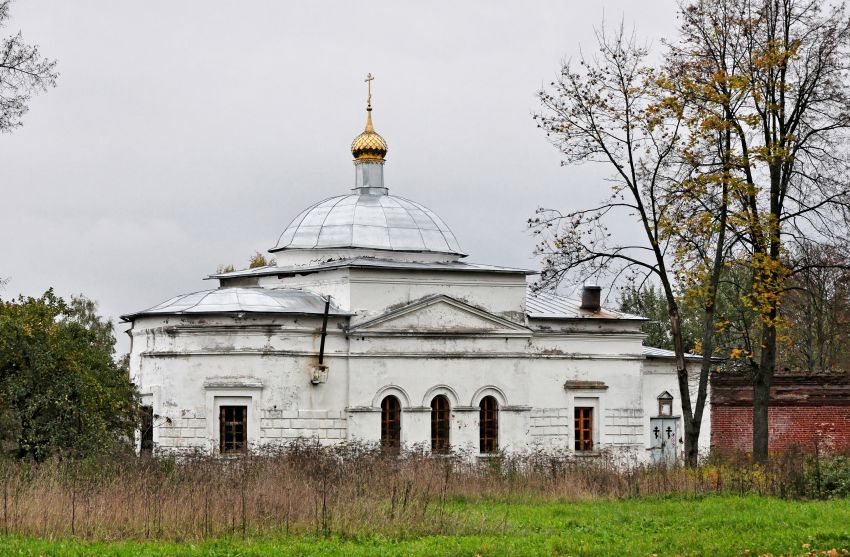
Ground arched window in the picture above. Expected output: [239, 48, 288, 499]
[430, 395, 450, 454]
[479, 396, 499, 454]
[381, 395, 401, 451]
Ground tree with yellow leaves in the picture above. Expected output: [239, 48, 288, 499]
[534, 0, 850, 463]
[671, 0, 850, 461]
[532, 23, 733, 465]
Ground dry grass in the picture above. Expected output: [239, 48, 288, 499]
[0, 441, 834, 542]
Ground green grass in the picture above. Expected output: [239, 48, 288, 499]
[2, 495, 849, 556]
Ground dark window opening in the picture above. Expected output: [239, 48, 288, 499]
[574, 407, 594, 451]
[430, 395, 450, 454]
[479, 396, 499, 454]
[381, 395, 401, 452]
[219, 405, 247, 454]
[140, 405, 154, 456]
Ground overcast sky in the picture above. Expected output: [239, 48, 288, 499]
[1, 1, 679, 352]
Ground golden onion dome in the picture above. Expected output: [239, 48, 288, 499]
[351, 73, 387, 161]
[351, 109, 388, 161]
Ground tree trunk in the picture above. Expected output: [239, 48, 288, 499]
[683, 131, 731, 467]
[753, 150, 782, 462]
[684, 295, 718, 468]
[669, 304, 698, 466]
[684, 417, 700, 466]
[753, 318, 777, 462]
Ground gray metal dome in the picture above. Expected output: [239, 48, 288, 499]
[272, 192, 465, 255]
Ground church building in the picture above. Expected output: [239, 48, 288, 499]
[123, 78, 708, 462]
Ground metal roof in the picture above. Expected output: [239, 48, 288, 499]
[122, 288, 347, 321]
[209, 258, 536, 279]
[642, 346, 704, 362]
[271, 191, 465, 256]
[526, 289, 645, 320]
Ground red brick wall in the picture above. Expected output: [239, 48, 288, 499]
[711, 405, 850, 454]
[711, 373, 850, 455]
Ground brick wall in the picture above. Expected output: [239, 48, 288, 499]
[604, 408, 644, 447]
[154, 408, 348, 454]
[529, 407, 644, 451]
[156, 409, 207, 451]
[711, 373, 850, 454]
[529, 408, 571, 449]
[260, 409, 347, 444]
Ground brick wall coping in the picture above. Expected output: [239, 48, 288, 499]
[711, 373, 850, 407]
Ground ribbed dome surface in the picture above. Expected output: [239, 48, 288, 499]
[273, 192, 465, 255]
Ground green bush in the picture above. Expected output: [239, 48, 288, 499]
[808, 454, 850, 498]
[0, 290, 139, 460]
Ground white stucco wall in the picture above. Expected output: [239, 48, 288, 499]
[128, 266, 696, 463]
[641, 359, 711, 458]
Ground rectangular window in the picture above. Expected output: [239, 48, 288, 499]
[219, 405, 247, 454]
[574, 407, 594, 451]
[140, 405, 154, 456]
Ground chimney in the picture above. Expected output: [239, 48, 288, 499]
[580, 285, 602, 312]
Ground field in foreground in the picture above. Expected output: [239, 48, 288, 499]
[3, 496, 849, 557]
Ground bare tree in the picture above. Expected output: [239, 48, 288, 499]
[532, 25, 731, 465]
[0, 0, 58, 133]
[781, 242, 850, 372]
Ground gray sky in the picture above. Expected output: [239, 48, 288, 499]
[0, 1, 679, 353]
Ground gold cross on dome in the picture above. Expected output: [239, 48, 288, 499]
[365, 73, 374, 109]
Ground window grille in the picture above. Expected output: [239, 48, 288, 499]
[381, 395, 401, 452]
[430, 395, 450, 454]
[574, 407, 594, 451]
[219, 405, 247, 454]
[479, 396, 499, 454]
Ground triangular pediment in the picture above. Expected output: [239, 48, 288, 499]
[347, 295, 530, 336]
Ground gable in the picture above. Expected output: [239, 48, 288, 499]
[347, 295, 530, 337]
[377, 301, 507, 331]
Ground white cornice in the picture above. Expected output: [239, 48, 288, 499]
[141, 349, 646, 361]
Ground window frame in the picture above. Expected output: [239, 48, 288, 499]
[430, 395, 451, 454]
[140, 405, 154, 456]
[479, 396, 499, 454]
[657, 392, 674, 417]
[380, 395, 401, 452]
[574, 406, 594, 452]
[219, 405, 248, 455]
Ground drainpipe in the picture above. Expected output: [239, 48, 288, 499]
[311, 297, 332, 385]
[317, 296, 331, 365]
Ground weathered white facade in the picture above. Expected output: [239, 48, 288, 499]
[124, 99, 709, 462]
